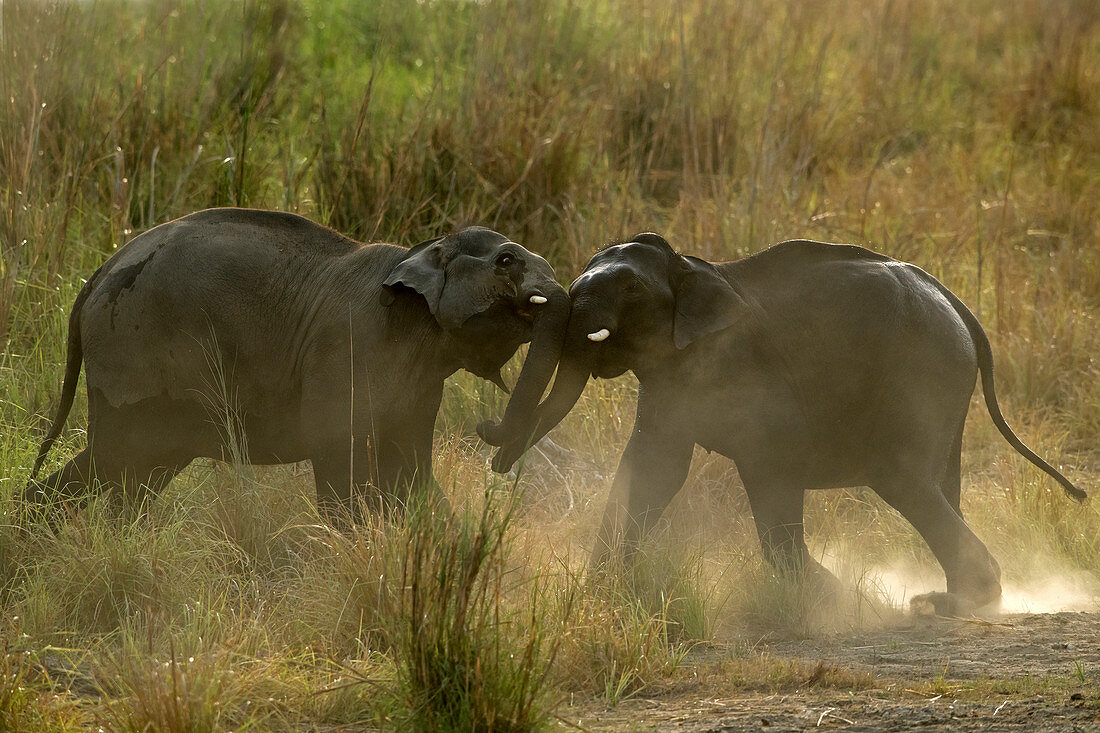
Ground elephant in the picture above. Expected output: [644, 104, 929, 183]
[26, 208, 569, 519]
[479, 232, 1088, 616]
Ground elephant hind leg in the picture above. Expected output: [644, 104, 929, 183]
[876, 480, 1001, 616]
[940, 424, 965, 517]
[25, 448, 189, 524]
[24, 448, 95, 514]
[108, 460, 190, 516]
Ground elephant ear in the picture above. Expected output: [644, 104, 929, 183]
[434, 253, 517, 330]
[672, 255, 746, 349]
[381, 237, 445, 313]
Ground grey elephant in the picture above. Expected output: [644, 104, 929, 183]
[26, 208, 569, 518]
[480, 233, 1087, 616]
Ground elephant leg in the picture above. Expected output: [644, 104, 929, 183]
[25, 448, 95, 514]
[372, 430, 441, 514]
[301, 380, 378, 524]
[744, 483, 837, 590]
[305, 408, 397, 524]
[304, 370, 444, 524]
[940, 424, 964, 517]
[310, 422, 439, 525]
[91, 416, 197, 513]
[590, 426, 694, 572]
[876, 481, 1001, 616]
[309, 440, 360, 525]
[110, 460, 190, 515]
[365, 387, 445, 514]
[26, 447, 188, 524]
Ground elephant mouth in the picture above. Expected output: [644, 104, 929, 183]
[580, 337, 630, 379]
[514, 290, 553, 324]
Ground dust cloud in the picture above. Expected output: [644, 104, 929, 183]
[999, 572, 1100, 614]
[851, 561, 1100, 614]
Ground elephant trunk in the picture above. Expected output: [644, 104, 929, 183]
[479, 286, 570, 446]
[483, 338, 593, 473]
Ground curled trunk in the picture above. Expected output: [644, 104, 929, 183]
[478, 288, 570, 446]
[482, 342, 593, 473]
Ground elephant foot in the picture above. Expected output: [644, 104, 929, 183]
[910, 591, 973, 617]
[792, 565, 844, 608]
[910, 570, 1003, 617]
[909, 590, 1002, 618]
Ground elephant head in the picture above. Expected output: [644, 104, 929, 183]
[479, 232, 745, 471]
[381, 226, 570, 416]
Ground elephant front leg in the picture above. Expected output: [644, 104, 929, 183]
[743, 483, 841, 595]
[590, 426, 694, 572]
[309, 439, 360, 524]
[309, 415, 442, 525]
[371, 427, 445, 514]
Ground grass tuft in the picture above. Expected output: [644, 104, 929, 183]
[97, 639, 274, 733]
[391, 487, 566, 732]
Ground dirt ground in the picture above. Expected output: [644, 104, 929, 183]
[567, 612, 1100, 732]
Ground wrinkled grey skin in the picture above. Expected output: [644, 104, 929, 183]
[481, 233, 1087, 616]
[27, 208, 569, 519]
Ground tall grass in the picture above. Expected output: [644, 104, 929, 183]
[1, 0, 1098, 728]
[390, 488, 567, 731]
[0, 647, 86, 731]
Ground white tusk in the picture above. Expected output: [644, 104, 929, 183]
[587, 328, 611, 342]
[529, 295, 548, 304]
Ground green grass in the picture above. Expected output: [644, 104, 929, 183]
[2, 0, 1099, 728]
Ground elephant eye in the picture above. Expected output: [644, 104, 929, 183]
[496, 253, 516, 267]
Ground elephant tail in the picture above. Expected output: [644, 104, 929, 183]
[933, 277, 1087, 503]
[29, 276, 93, 482]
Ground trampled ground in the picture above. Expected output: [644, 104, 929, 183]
[569, 612, 1100, 732]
